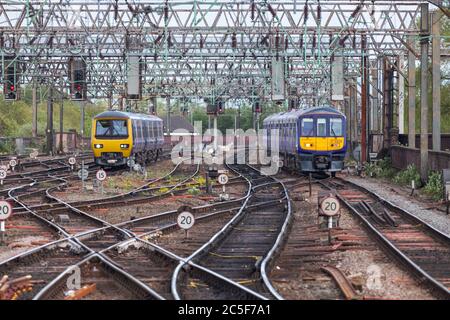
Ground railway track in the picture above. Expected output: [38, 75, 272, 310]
[318, 177, 450, 298]
[0, 162, 256, 300]
[171, 164, 292, 300]
[0, 160, 209, 299]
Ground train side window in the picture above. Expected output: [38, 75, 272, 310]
[132, 121, 137, 143]
[301, 118, 314, 136]
[317, 118, 327, 137]
[143, 120, 147, 140]
[330, 118, 343, 136]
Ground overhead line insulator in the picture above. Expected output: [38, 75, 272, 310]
[251, 1, 256, 21]
[304, 3, 308, 23]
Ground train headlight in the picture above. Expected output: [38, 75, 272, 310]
[120, 144, 130, 149]
[94, 144, 103, 149]
[305, 143, 313, 147]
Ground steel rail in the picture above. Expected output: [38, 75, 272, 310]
[33, 253, 165, 300]
[170, 163, 288, 300]
[318, 177, 450, 298]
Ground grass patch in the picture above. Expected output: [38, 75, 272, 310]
[393, 164, 422, 188]
[424, 171, 444, 201]
[363, 157, 396, 179]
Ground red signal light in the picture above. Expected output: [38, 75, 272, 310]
[76, 85, 81, 91]
[9, 85, 15, 91]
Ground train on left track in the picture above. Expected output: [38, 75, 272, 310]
[91, 111, 164, 166]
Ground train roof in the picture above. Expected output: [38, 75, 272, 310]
[263, 106, 345, 124]
[94, 111, 163, 122]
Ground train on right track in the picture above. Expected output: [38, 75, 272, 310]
[263, 106, 347, 176]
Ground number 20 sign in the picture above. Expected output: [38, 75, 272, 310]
[0, 201, 12, 221]
[320, 196, 340, 217]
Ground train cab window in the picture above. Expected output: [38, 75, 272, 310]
[96, 119, 128, 138]
[301, 118, 314, 136]
[330, 118, 343, 137]
[317, 118, 327, 137]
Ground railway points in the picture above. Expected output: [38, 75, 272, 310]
[0, 0, 449, 312]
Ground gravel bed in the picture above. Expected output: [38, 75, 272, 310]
[344, 175, 450, 236]
[272, 183, 435, 300]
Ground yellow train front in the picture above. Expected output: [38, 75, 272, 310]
[91, 111, 164, 166]
[263, 106, 347, 175]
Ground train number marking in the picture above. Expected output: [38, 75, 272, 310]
[177, 211, 195, 230]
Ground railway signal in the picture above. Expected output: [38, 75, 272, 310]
[3, 57, 19, 101]
[69, 58, 87, 101]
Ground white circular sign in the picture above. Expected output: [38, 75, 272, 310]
[0, 201, 12, 221]
[320, 197, 340, 216]
[96, 169, 107, 181]
[78, 169, 89, 180]
[177, 211, 195, 230]
[9, 159, 17, 167]
[68, 157, 76, 165]
[217, 174, 229, 185]
[127, 159, 135, 167]
[0, 169, 6, 180]
[30, 151, 38, 159]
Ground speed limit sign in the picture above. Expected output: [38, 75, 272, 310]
[96, 169, 107, 181]
[9, 159, 17, 167]
[217, 174, 229, 185]
[320, 196, 340, 217]
[68, 157, 76, 165]
[177, 211, 195, 230]
[0, 201, 12, 221]
[0, 169, 6, 180]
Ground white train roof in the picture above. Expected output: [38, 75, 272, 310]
[263, 106, 345, 124]
[94, 111, 163, 122]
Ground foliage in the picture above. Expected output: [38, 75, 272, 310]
[377, 157, 397, 179]
[364, 162, 381, 178]
[0, 139, 15, 154]
[194, 176, 206, 186]
[156, 187, 170, 195]
[0, 86, 106, 138]
[393, 164, 422, 188]
[187, 186, 201, 195]
[424, 171, 444, 201]
[363, 157, 396, 179]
